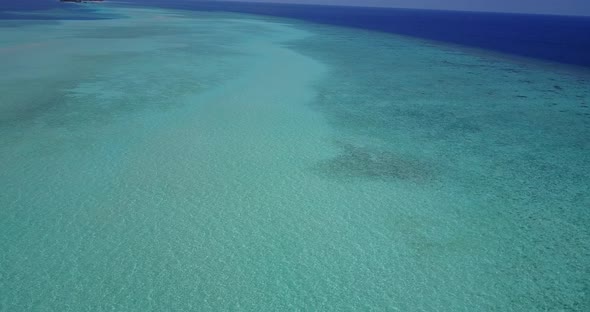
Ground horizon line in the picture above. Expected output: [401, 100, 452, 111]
[205, 0, 590, 17]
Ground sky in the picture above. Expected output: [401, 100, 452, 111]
[221, 0, 590, 16]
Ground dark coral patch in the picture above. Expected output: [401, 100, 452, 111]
[313, 142, 433, 182]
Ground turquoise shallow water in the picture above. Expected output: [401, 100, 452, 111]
[1, 5, 589, 311]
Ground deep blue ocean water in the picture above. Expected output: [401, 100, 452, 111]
[4, 1, 589, 67]
[114, 0, 590, 67]
[0, 0, 59, 11]
[0, 0, 114, 21]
